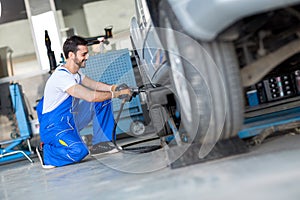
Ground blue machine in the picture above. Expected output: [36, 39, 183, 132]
[81, 49, 144, 136]
[0, 83, 33, 163]
[239, 105, 300, 142]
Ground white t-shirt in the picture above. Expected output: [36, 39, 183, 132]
[42, 66, 85, 114]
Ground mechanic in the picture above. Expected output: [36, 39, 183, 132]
[36, 35, 131, 168]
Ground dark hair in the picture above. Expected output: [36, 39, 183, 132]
[63, 36, 88, 59]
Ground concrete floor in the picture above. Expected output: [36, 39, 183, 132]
[1, 133, 300, 200]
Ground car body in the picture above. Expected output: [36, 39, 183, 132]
[130, 0, 300, 147]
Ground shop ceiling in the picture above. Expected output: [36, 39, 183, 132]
[0, 0, 101, 25]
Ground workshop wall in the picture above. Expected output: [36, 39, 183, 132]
[0, 1, 134, 74]
[0, 19, 35, 58]
[83, 0, 134, 52]
[0, 10, 64, 59]
[63, 9, 89, 38]
[83, 0, 135, 35]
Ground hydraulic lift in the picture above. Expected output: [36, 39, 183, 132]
[0, 83, 34, 164]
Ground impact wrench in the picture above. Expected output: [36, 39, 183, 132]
[111, 87, 161, 154]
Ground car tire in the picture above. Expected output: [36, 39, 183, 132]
[157, 1, 244, 144]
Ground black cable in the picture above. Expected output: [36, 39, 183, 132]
[112, 99, 126, 151]
[112, 99, 161, 154]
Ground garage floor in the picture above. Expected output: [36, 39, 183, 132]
[1, 133, 300, 200]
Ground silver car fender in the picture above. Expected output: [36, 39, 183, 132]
[168, 0, 300, 41]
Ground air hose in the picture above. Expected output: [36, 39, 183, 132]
[111, 98, 162, 154]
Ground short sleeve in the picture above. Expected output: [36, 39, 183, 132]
[54, 70, 78, 92]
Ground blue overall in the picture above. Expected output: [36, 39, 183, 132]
[36, 70, 115, 167]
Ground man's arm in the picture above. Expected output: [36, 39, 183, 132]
[66, 83, 132, 102]
[66, 84, 112, 102]
[81, 76, 112, 91]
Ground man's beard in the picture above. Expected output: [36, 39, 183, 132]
[74, 57, 87, 68]
[79, 60, 86, 68]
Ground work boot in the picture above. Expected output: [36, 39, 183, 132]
[89, 141, 120, 156]
[36, 142, 56, 169]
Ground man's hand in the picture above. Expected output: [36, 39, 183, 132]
[111, 83, 132, 101]
[113, 89, 132, 101]
[110, 83, 129, 92]
[110, 84, 117, 92]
